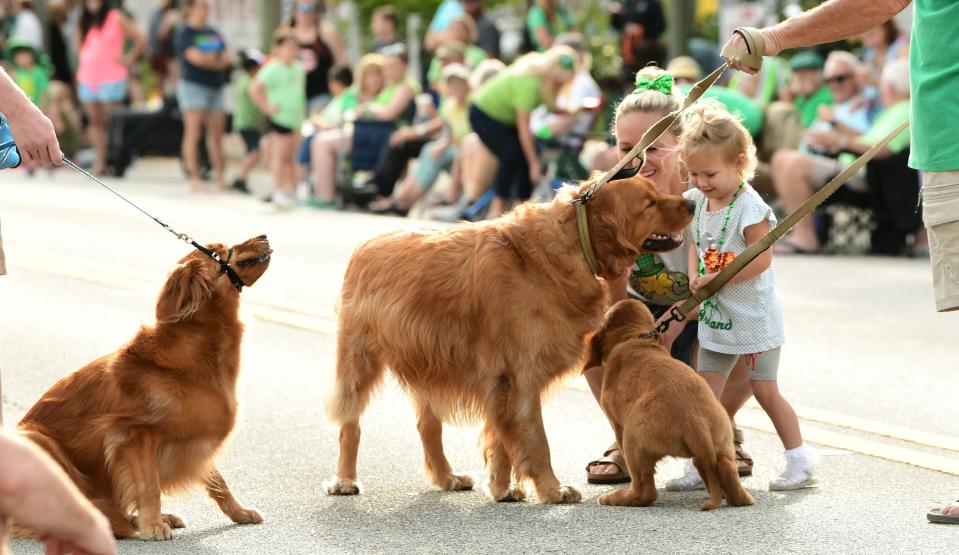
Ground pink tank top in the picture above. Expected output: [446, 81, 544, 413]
[76, 9, 128, 86]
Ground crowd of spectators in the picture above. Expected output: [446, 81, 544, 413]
[0, 0, 921, 255]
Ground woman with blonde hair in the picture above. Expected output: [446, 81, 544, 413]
[468, 44, 578, 217]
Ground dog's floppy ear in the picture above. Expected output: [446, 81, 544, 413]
[156, 258, 214, 323]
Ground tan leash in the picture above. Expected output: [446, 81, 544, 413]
[573, 26, 767, 275]
[655, 119, 911, 334]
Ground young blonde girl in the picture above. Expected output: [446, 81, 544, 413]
[669, 101, 816, 491]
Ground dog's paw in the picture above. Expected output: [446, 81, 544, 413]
[136, 522, 173, 541]
[162, 513, 186, 529]
[493, 484, 527, 502]
[437, 473, 475, 492]
[229, 507, 264, 525]
[324, 477, 360, 496]
[537, 485, 582, 504]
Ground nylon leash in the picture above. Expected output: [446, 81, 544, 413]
[61, 157, 247, 290]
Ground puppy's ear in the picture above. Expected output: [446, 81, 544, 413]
[156, 258, 213, 322]
[585, 326, 607, 370]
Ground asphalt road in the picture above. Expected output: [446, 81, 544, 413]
[2, 162, 957, 554]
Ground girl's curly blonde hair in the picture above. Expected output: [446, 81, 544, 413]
[680, 100, 758, 182]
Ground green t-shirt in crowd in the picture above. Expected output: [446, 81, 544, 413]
[471, 71, 542, 127]
[678, 84, 763, 138]
[318, 88, 359, 127]
[14, 65, 48, 107]
[255, 58, 306, 130]
[427, 45, 487, 85]
[233, 73, 265, 132]
[794, 85, 833, 128]
[840, 99, 910, 167]
[910, 0, 959, 171]
[370, 78, 422, 122]
[439, 96, 471, 141]
[526, 6, 575, 52]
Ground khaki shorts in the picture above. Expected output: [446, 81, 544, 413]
[697, 347, 782, 381]
[921, 170, 959, 312]
[0, 218, 6, 276]
[809, 154, 867, 193]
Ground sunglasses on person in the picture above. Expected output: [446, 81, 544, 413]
[824, 73, 854, 85]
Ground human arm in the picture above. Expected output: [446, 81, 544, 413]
[722, 0, 910, 73]
[365, 83, 415, 121]
[248, 77, 276, 119]
[389, 116, 443, 146]
[728, 219, 773, 284]
[0, 67, 61, 166]
[118, 11, 147, 66]
[515, 109, 541, 184]
[0, 430, 117, 555]
[805, 128, 895, 158]
[321, 22, 348, 66]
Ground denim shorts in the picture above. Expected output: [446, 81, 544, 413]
[176, 80, 224, 112]
[78, 80, 128, 104]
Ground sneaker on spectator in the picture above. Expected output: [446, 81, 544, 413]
[271, 190, 296, 210]
[665, 460, 705, 491]
[232, 178, 250, 194]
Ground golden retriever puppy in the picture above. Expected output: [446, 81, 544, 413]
[589, 299, 754, 510]
[16, 235, 272, 540]
[327, 174, 694, 504]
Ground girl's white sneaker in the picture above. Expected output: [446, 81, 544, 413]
[665, 461, 705, 491]
[769, 455, 817, 491]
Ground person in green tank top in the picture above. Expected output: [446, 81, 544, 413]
[721, 0, 959, 524]
[250, 27, 306, 209]
[469, 45, 578, 217]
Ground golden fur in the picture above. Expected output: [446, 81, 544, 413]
[589, 299, 754, 510]
[326, 175, 694, 503]
[16, 235, 272, 540]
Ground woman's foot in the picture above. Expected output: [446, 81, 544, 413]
[927, 499, 959, 524]
[368, 197, 409, 216]
[585, 446, 631, 485]
[665, 459, 705, 491]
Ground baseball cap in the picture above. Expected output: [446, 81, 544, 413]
[789, 50, 824, 71]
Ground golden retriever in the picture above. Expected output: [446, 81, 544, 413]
[16, 235, 272, 539]
[326, 175, 694, 503]
[588, 299, 754, 510]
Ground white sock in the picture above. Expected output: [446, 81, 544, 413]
[784, 444, 816, 470]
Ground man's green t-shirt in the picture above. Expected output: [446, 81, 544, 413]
[526, 6, 575, 52]
[14, 66, 48, 107]
[471, 71, 542, 127]
[255, 59, 306, 130]
[794, 85, 832, 128]
[910, 0, 959, 171]
[840, 99, 910, 166]
[233, 73, 264, 132]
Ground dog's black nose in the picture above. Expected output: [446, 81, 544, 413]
[258, 234, 268, 240]
[686, 199, 696, 215]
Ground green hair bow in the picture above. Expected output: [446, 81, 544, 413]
[634, 73, 674, 95]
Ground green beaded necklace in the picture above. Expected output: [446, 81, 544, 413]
[695, 183, 745, 316]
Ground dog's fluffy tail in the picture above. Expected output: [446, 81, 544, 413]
[717, 454, 754, 507]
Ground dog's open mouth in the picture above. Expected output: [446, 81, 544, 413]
[642, 231, 684, 252]
[237, 248, 273, 267]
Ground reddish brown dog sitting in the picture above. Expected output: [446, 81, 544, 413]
[327, 174, 693, 504]
[589, 299, 754, 510]
[16, 235, 272, 540]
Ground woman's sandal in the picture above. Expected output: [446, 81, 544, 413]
[734, 428, 754, 477]
[585, 446, 631, 485]
[720, 27, 766, 72]
[927, 500, 959, 524]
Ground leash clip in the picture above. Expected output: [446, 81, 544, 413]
[655, 306, 687, 335]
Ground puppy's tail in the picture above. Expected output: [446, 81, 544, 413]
[717, 454, 754, 507]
